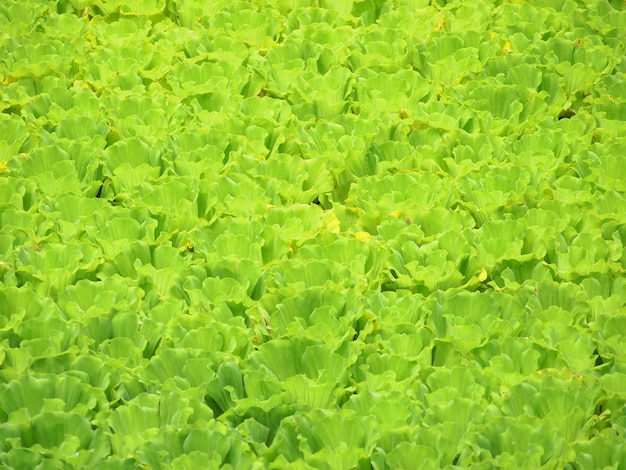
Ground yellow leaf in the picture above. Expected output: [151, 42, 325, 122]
[355, 231, 372, 242]
[478, 268, 488, 282]
[321, 211, 341, 234]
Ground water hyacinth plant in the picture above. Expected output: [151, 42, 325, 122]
[1, 0, 626, 468]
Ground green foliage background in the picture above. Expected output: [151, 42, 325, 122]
[1, 0, 626, 468]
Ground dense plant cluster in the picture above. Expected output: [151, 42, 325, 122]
[1, 0, 626, 468]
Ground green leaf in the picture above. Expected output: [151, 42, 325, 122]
[99, 337, 144, 368]
[559, 62, 597, 96]
[205, 360, 245, 413]
[344, 390, 418, 428]
[56, 116, 107, 142]
[283, 374, 337, 409]
[28, 411, 94, 450]
[143, 348, 200, 385]
[103, 137, 163, 172]
[0, 117, 29, 155]
[385, 441, 439, 470]
[506, 63, 542, 89]
[16, 243, 101, 295]
[572, 436, 626, 470]
[107, 393, 161, 457]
